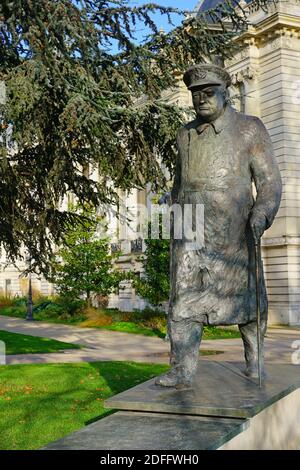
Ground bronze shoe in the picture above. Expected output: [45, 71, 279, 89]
[155, 368, 192, 389]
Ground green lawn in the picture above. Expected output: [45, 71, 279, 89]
[93, 322, 241, 339]
[202, 326, 240, 340]
[0, 361, 169, 450]
[95, 323, 240, 340]
[96, 321, 165, 338]
[0, 330, 81, 355]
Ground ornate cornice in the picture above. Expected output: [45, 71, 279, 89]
[238, 12, 300, 46]
[226, 20, 300, 68]
[252, 26, 300, 46]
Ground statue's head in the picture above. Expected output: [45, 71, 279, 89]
[183, 64, 231, 123]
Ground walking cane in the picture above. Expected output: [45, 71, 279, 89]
[254, 238, 262, 388]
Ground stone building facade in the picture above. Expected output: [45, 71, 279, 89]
[224, 0, 300, 325]
[1, 0, 300, 325]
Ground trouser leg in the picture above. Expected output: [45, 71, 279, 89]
[239, 318, 267, 378]
[170, 318, 203, 379]
[156, 318, 203, 387]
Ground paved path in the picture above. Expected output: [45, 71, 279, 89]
[0, 315, 300, 366]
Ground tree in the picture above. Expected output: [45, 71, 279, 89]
[50, 207, 125, 306]
[134, 235, 170, 307]
[0, 0, 270, 273]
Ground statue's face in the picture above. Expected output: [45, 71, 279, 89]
[192, 85, 227, 122]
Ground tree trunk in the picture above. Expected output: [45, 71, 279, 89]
[86, 292, 92, 308]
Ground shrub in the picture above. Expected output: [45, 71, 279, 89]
[11, 296, 27, 307]
[2, 305, 27, 318]
[56, 297, 85, 316]
[130, 307, 167, 333]
[37, 303, 64, 319]
[0, 295, 14, 308]
[31, 296, 85, 320]
[80, 307, 113, 327]
[132, 222, 170, 307]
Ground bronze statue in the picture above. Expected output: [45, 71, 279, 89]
[156, 63, 282, 389]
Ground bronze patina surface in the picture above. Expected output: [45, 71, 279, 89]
[157, 64, 282, 388]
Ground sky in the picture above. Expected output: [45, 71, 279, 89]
[103, 1, 201, 53]
[127, 1, 200, 35]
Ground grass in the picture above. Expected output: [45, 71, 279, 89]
[202, 326, 240, 340]
[92, 322, 240, 340]
[94, 321, 165, 338]
[0, 330, 81, 355]
[0, 361, 169, 450]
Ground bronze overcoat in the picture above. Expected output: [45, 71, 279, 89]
[169, 105, 282, 325]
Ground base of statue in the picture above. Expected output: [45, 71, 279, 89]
[43, 361, 300, 450]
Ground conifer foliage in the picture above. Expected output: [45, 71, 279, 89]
[0, 0, 269, 273]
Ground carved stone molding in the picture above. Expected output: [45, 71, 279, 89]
[281, 0, 300, 6]
[269, 37, 281, 50]
[246, 0, 278, 16]
[253, 27, 300, 48]
[226, 47, 250, 67]
[262, 236, 300, 247]
[230, 67, 257, 85]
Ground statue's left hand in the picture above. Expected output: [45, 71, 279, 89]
[250, 211, 267, 243]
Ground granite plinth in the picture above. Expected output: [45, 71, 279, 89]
[105, 361, 300, 418]
[43, 411, 247, 450]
